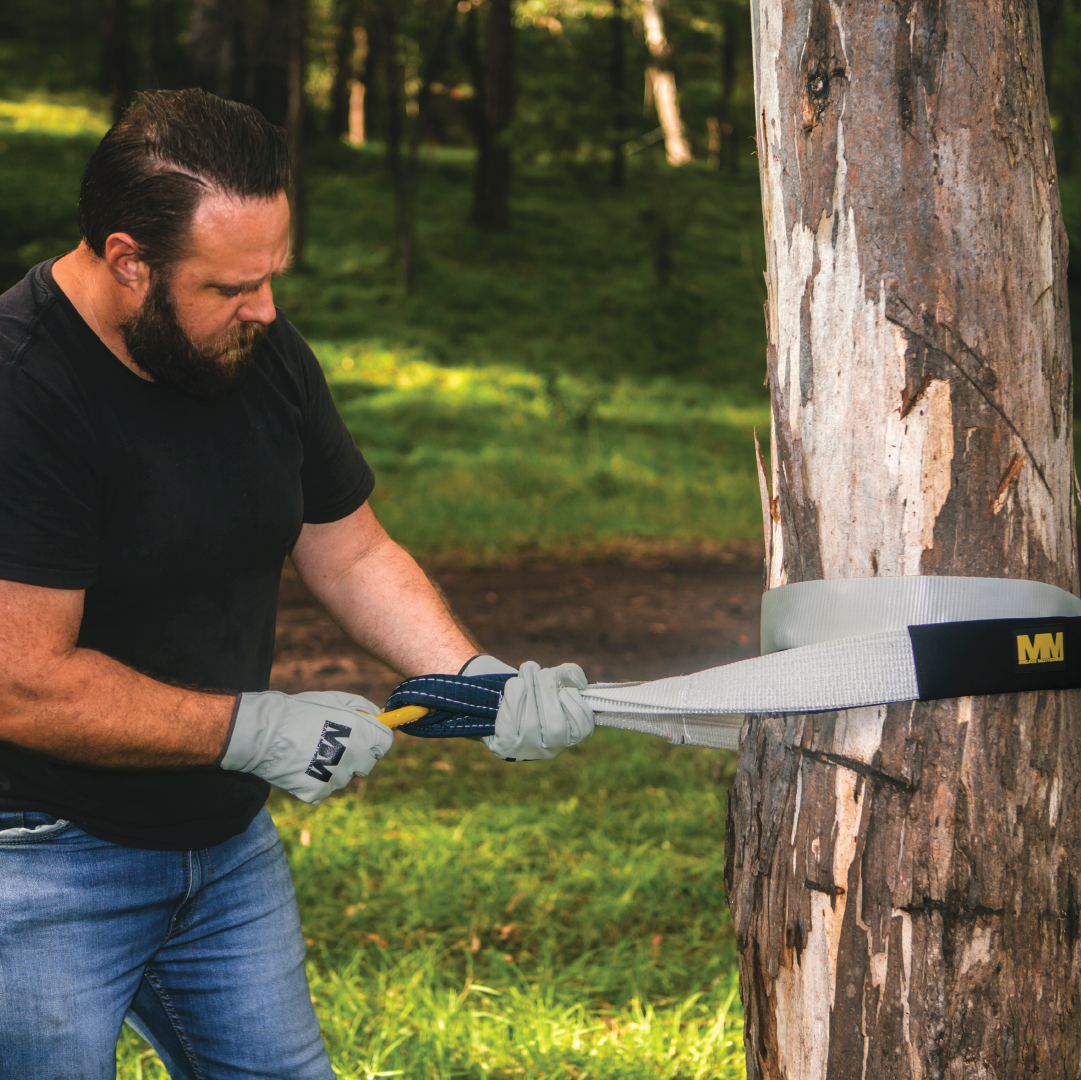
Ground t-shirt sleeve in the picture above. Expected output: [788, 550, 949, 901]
[0, 363, 100, 589]
[291, 331, 375, 524]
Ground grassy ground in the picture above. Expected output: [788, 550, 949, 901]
[116, 728, 745, 1079]
[318, 344, 768, 560]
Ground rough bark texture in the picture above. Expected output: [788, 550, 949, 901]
[724, 2, 1080, 1077]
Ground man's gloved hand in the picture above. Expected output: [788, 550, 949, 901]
[219, 690, 394, 804]
[462, 656, 594, 761]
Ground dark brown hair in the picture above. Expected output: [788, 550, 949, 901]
[77, 89, 290, 269]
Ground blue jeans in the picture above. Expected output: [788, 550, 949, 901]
[0, 806, 333, 1080]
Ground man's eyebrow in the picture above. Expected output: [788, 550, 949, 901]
[209, 269, 287, 293]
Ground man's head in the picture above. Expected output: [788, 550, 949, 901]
[77, 89, 291, 404]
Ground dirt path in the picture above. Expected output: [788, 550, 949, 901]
[270, 552, 764, 705]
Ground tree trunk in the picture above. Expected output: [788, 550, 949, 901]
[415, 0, 459, 146]
[610, 0, 627, 188]
[381, 0, 414, 288]
[252, 0, 291, 126]
[187, 0, 240, 101]
[331, 0, 357, 137]
[724, 2, 1079, 1077]
[286, 0, 307, 267]
[718, 0, 739, 174]
[466, 0, 515, 228]
[348, 68, 367, 145]
[642, 0, 691, 165]
[100, 0, 131, 122]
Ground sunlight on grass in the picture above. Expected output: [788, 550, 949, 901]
[314, 341, 770, 561]
[0, 95, 109, 137]
[117, 728, 746, 1078]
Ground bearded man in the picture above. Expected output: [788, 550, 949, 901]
[0, 89, 593, 1079]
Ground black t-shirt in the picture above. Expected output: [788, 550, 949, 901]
[0, 260, 374, 850]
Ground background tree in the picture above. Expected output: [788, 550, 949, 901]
[286, 0, 308, 264]
[100, 0, 130, 121]
[330, 0, 359, 137]
[462, 0, 516, 228]
[642, 0, 691, 164]
[716, 0, 742, 174]
[725, 1, 1078, 1076]
[609, 0, 627, 187]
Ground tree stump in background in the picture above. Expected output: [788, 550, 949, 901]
[725, 2, 1080, 1075]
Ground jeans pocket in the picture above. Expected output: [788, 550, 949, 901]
[0, 811, 73, 843]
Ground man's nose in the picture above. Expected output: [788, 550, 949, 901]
[237, 282, 277, 325]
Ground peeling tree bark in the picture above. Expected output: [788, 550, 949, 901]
[724, 2, 1080, 1077]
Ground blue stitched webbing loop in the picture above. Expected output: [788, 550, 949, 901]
[384, 672, 515, 738]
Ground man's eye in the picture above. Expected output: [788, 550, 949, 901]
[217, 286, 242, 298]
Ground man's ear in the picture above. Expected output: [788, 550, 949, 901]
[103, 233, 149, 292]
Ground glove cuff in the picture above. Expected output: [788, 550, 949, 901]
[216, 693, 243, 767]
[459, 654, 518, 676]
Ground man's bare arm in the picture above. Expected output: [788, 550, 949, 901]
[0, 578, 235, 768]
[290, 502, 478, 677]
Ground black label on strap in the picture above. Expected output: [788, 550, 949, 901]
[909, 616, 1081, 701]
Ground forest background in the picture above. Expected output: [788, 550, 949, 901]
[1, 1, 1079, 1077]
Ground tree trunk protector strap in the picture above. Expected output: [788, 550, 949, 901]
[584, 576, 1081, 749]
[381, 578, 1081, 749]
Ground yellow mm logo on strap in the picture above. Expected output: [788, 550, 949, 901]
[1016, 632, 1064, 665]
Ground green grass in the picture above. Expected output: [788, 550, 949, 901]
[317, 343, 768, 560]
[116, 728, 746, 1079]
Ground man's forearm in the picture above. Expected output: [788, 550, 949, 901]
[304, 539, 479, 676]
[292, 506, 479, 677]
[0, 646, 235, 768]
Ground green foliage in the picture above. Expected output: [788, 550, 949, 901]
[0, 0, 102, 96]
[1046, 0, 1081, 175]
[0, 122, 100, 288]
[277, 138, 769, 392]
[117, 728, 746, 1078]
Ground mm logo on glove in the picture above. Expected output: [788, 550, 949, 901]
[304, 720, 352, 782]
[1016, 631, 1064, 666]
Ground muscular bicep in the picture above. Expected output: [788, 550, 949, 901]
[0, 578, 84, 702]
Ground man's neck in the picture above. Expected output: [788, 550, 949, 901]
[51, 245, 152, 381]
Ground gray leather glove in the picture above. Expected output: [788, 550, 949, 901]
[464, 656, 594, 761]
[220, 690, 394, 804]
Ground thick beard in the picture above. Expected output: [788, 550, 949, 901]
[120, 272, 268, 406]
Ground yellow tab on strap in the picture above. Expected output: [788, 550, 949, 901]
[374, 705, 431, 729]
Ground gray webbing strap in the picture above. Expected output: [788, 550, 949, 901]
[585, 577, 1081, 750]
